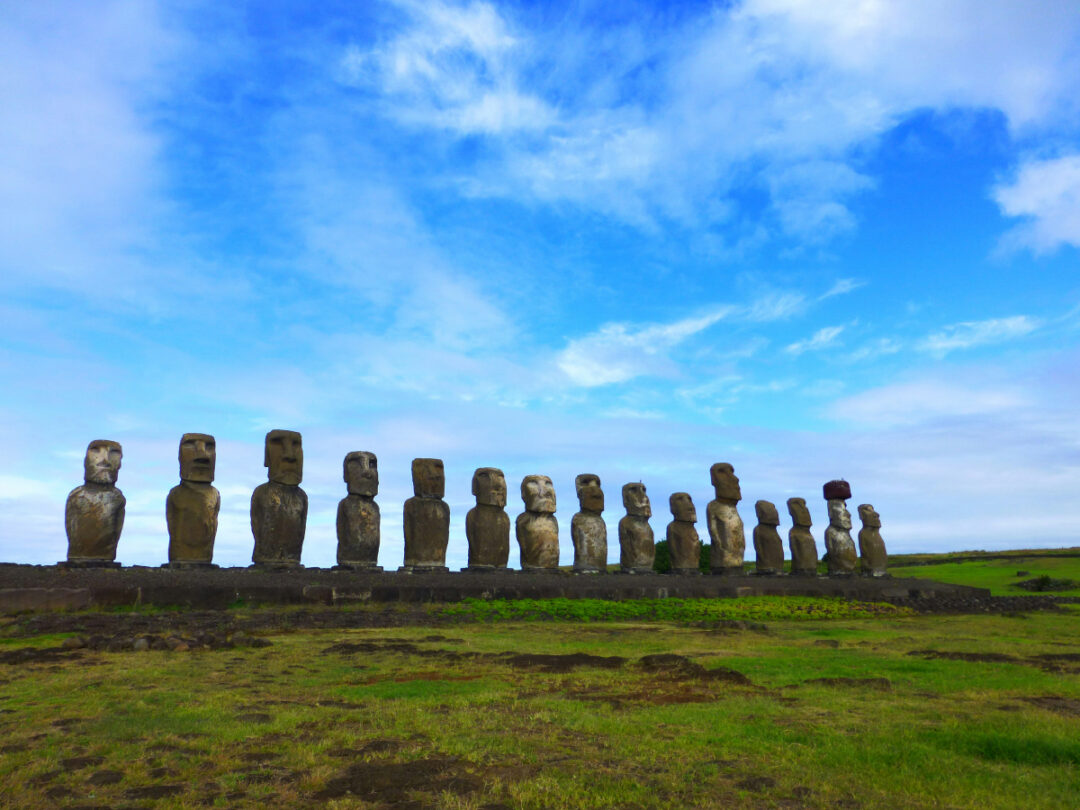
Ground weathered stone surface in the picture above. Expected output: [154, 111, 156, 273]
[403, 459, 450, 571]
[167, 434, 219, 566]
[251, 430, 307, 568]
[619, 483, 654, 573]
[823, 479, 852, 501]
[337, 452, 381, 569]
[857, 503, 888, 577]
[824, 498, 857, 576]
[516, 475, 559, 570]
[466, 468, 509, 570]
[65, 440, 125, 565]
[666, 492, 701, 573]
[787, 497, 818, 576]
[753, 499, 784, 575]
[707, 463, 745, 574]
[571, 474, 607, 573]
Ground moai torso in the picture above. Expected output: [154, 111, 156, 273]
[336, 451, 381, 568]
[787, 498, 818, 575]
[403, 458, 450, 570]
[65, 440, 125, 564]
[857, 503, 888, 577]
[753, 499, 784, 575]
[251, 430, 307, 567]
[516, 475, 559, 570]
[707, 463, 745, 573]
[571, 474, 607, 573]
[666, 492, 701, 573]
[167, 433, 220, 565]
[618, 482, 654, 573]
[465, 467, 510, 569]
[823, 481, 856, 576]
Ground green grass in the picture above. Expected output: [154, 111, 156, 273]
[2, 603, 1080, 808]
[893, 553, 1080, 595]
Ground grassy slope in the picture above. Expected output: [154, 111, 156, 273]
[892, 551, 1080, 596]
[2, 601, 1079, 809]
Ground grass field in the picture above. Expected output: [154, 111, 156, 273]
[1, 586, 1079, 809]
[889, 551, 1080, 596]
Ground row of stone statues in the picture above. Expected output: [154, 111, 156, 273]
[63, 432, 888, 576]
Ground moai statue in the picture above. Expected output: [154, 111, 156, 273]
[516, 475, 559, 571]
[571, 474, 607, 573]
[857, 503, 888, 577]
[787, 497, 819, 576]
[823, 479, 857, 576]
[402, 458, 451, 572]
[167, 433, 220, 568]
[619, 482, 655, 573]
[707, 462, 746, 575]
[753, 500, 784, 575]
[465, 467, 510, 571]
[251, 429, 307, 568]
[335, 451, 381, 570]
[64, 440, 125, 567]
[666, 492, 701, 574]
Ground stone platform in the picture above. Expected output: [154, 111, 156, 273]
[0, 564, 987, 614]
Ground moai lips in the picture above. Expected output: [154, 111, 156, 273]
[707, 462, 746, 574]
[666, 492, 701, 574]
[787, 497, 818, 575]
[857, 503, 888, 577]
[402, 458, 450, 571]
[167, 433, 220, 567]
[571, 474, 607, 573]
[64, 440, 125, 566]
[619, 483, 654, 573]
[516, 475, 559, 571]
[752, 499, 784, 575]
[251, 430, 307, 568]
[336, 451, 381, 570]
[465, 467, 510, 570]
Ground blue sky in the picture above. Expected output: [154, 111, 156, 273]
[2, 0, 1079, 567]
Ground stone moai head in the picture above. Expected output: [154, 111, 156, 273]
[412, 458, 445, 498]
[179, 433, 215, 483]
[823, 479, 852, 501]
[827, 499, 852, 530]
[622, 482, 651, 518]
[755, 499, 780, 526]
[575, 474, 604, 513]
[858, 503, 881, 528]
[265, 430, 303, 485]
[344, 451, 378, 497]
[710, 462, 741, 501]
[669, 492, 697, 523]
[84, 440, 122, 485]
[472, 467, 507, 507]
[522, 475, 556, 513]
[788, 497, 812, 527]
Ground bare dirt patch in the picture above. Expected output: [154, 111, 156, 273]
[1021, 696, 1080, 716]
[313, 755, 482, 804]
[801, 677, 892, 690]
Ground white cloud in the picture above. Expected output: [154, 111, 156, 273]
[993, 153, 1080, 254]
[918, 315, 1041, 355]
[785, 325, 844, 355]
[557, 308, 734, 387]
[819, 278, 866, 300]
[830, 379, 1031, 429]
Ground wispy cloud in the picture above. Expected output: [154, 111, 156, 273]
[785, 325, 845, 355]
[918, 316, 1041, 355]
[819, 278, 866, 300]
